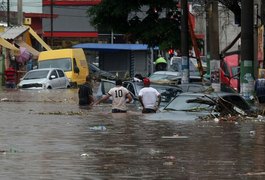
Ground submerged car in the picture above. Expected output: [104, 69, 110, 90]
[149, 71, 210, 85]
[144, 92, 255, 121]
[149, 71, 182, 85]
[18, 68, 70, 89]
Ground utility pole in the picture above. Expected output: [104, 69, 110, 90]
[262, 0, 265, 68]
[208, 0, 220, 92]
[17, 0, 23, 25]
[50, 0, 54, 47]
[7, 0, 10, 26]
[181, 0, 189, 83]
[240, 0, 254, 99]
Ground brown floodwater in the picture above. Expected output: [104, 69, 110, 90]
[0, 88, 264, 179]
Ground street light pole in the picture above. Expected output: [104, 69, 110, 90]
[181, 0, 189, 84]
[240, 0, 254, 99]
[50, 0, 54, 47]
[7, 0, 10, 26]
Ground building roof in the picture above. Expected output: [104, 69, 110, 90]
[73, 43, 158, 51]
[0, 26, 29, 39]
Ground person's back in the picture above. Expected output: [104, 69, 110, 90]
[108, 85, 129, 112]
[94, 79, 133, 113]
[139, 87, 159, 108]
[5, 66, 16, 88]
[139, 78, 161, 113]
[78, 76, 94, 106]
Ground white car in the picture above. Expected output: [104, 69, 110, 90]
[18, 68, 70, 89]
[149, 71, 182, 85]
[149, 71, 210, 85]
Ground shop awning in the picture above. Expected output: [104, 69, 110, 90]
[0, 26, 29, 39]
[0, 37, 19, 51]
[15, 40, 40, 57]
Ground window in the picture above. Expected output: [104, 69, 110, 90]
[50, 70, 58, 78]
[57, 69, 65, 77]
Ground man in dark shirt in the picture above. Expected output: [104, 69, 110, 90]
[78, 75, 94, 106]
[4, 66, 16, 88]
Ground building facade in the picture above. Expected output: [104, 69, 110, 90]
[42, 0, 100, 48]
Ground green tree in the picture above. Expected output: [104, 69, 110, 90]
[87, 0, 181, 50]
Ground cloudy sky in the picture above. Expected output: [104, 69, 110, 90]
[9, 0, 42, 13]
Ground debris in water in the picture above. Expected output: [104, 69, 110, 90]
[162, 134, 188, 139]
[1, 98, 8, 101]
[249, 131, 255, 136]
[89, 125, 106, 131]
[80, 153, 89, 157]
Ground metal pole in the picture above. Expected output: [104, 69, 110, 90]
[262, 0, 265, 68]
[240, 0, 254, 99]
[7, 0, 10, 26]
[181, 0, 189, 83]
[17, 0, 23, 25]
[50, 0, 54, 47]
[209, 0, 220, 92]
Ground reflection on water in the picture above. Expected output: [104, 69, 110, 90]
[0, 89, 264, 179]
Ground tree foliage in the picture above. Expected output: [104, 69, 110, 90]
[87, 0, 241, 50]
[88, 0, 181, 50]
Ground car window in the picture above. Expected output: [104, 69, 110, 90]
[127, 83, 136, 96]
[38, 58, 72, 72]
[50, 70, 58, 78]
[222, 95, 250, 111]
[101, 81, 115, 94]
[57, 69, 65, 77]
[222, 61, 230, 76]
[23, 70, 49, 80]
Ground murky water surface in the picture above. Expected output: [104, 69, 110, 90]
[0, 88, 264, 179]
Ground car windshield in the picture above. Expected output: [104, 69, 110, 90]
[164, 94, 212, 111]
[90, 64, 101, 73]
[149, 74, 180, 81]
[23, 70, 49, 80]
[153, 85, 181, 102]
[39, 58, 72, 72]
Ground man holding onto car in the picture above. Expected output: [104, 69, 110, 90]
[94, 79, 133, 113]
[139, 78, 161, 113]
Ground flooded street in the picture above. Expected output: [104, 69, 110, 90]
[0, 88, 265, 179]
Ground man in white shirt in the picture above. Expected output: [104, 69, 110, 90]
[95, 79, 133, 113]
[138, 78, 161, 113]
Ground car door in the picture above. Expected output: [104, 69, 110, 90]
[56, 69, 68, 88]
[123, 81, 137, 100]
[49, 69, 60, 88]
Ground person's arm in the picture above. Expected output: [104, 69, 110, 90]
[94, 94, 111, 105]
[126, 93, 133, 103]
[157, 94, 161, 108]
[138, 96, 145, 108]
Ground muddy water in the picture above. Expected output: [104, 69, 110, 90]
[0, 88, 264, 179]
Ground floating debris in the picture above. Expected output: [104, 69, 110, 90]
[89, 125, 106, 131]
[80, 153, 89, 157]
[163, 162, 174, 166]
[38, 111, 83, 116]
[1, 98, 8, 101]
[249, 131, 256, 136]
[162, 134, 188, 139]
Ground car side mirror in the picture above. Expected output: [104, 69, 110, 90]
[50, 75, 56, 79]
[74, 66, 80, 74]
